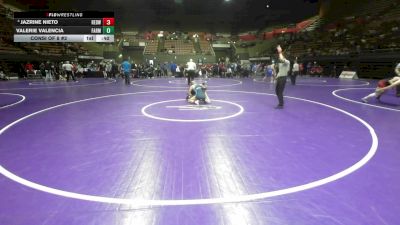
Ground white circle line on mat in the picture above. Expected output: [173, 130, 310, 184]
[0, 93, 26, 109]
[0, 90, 378, 207]
[332, 88, 400, 112]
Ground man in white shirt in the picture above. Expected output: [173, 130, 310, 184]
[62, 61, 76, 82]
[291, 59, 299, 85]
[186, 59, 197, 86]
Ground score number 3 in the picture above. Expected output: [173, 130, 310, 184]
[102, 18, 115, 26]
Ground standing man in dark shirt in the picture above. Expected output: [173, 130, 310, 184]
[170, 62, 177, 77]
[275, 45, 291, 109]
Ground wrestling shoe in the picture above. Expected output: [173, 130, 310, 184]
[361, 97, 368, 103]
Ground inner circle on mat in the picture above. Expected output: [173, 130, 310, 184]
[141, 99, 244, 122]
[332, 88, 400, 112]
[0, 90, 377, 206]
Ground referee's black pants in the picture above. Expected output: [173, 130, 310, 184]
[291, 71, 298, 85]
[66, 71, 76, 82]
[187, 70, 195, 85]
[275, 76, 287, 106]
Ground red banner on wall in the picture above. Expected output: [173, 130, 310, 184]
[272, 27, 299, 34]
[239, 34, 257, 41]
[263, 31, 274, 40]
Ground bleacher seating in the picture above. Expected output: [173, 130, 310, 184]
[199, 40, 213, 55]
[0, 4, 7, 16]
[164, 40, 195, 55]
[302, 17, 325, 32]
[0, 14, 13, 38]
[381, 3, 400, 22]
[22, 43, 66, 56]
[0, 11, 26, 55]
[0, 42, 25, 54]
[144, 40, 159, 55]
[279, 0, 400, 59]
[124, 35, 147, 45]
[355, 0, 393, 17]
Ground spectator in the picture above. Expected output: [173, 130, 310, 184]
[120, 59, 132, 85]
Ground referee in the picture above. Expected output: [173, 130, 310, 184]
[275, 45, 290, 109]
[62, 61, 76, 82]
[186, 59, 197, 86]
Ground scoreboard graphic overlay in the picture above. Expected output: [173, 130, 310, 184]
[13, 12, 115, 42]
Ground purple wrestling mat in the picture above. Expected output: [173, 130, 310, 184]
[0, 77, 399, 224]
